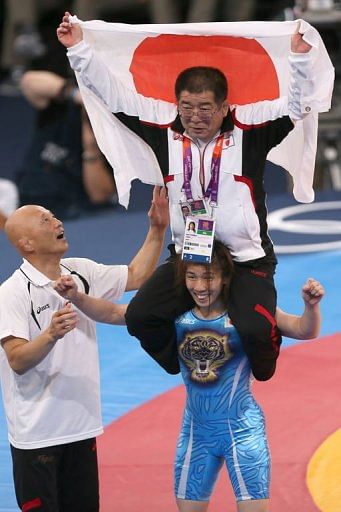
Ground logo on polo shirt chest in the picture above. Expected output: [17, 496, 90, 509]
[36, 304, 50, 314]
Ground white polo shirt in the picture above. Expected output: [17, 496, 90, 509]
[0, 257, 128, 449]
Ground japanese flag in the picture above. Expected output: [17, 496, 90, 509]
[70, 17, 334, 207]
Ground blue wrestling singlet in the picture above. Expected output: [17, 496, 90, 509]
[174, 310, 270, 502]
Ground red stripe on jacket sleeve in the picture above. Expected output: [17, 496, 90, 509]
[231, 108, 270, 130]
[234, 175, 256, 207]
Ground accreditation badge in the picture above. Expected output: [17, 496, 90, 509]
[179, 198, 208, 220]
[182, 216, 216, 263]
[189, 199, 207, 216]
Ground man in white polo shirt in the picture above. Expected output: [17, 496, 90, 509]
[0, 186, 168, 512]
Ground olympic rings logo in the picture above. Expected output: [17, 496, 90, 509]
[267, 201, 341, 253]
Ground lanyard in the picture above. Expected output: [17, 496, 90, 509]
[182, 135, 224, 205]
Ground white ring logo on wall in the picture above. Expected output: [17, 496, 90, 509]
[267, 201, 341, 254]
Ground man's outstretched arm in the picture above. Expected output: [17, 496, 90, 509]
[125, 186, 169, 291]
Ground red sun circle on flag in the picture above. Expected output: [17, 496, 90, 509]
[130, 34, 279, 105]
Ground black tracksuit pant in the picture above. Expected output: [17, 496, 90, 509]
[125, 248, 281, 380]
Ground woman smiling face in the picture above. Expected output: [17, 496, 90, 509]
[185, 262, 227, 318]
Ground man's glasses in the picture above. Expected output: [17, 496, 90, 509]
[178, 105, 220, 121]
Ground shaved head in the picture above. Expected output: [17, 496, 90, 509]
[5, 205, 68, 264]
[5, 205, 47, 249]
[5, 205, 67, 277]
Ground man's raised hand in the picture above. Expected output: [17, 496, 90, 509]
[148, 186, 169, 231]
[57, 11, 83, 48]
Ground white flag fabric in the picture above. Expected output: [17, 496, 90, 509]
[69, 17, 334, 207]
